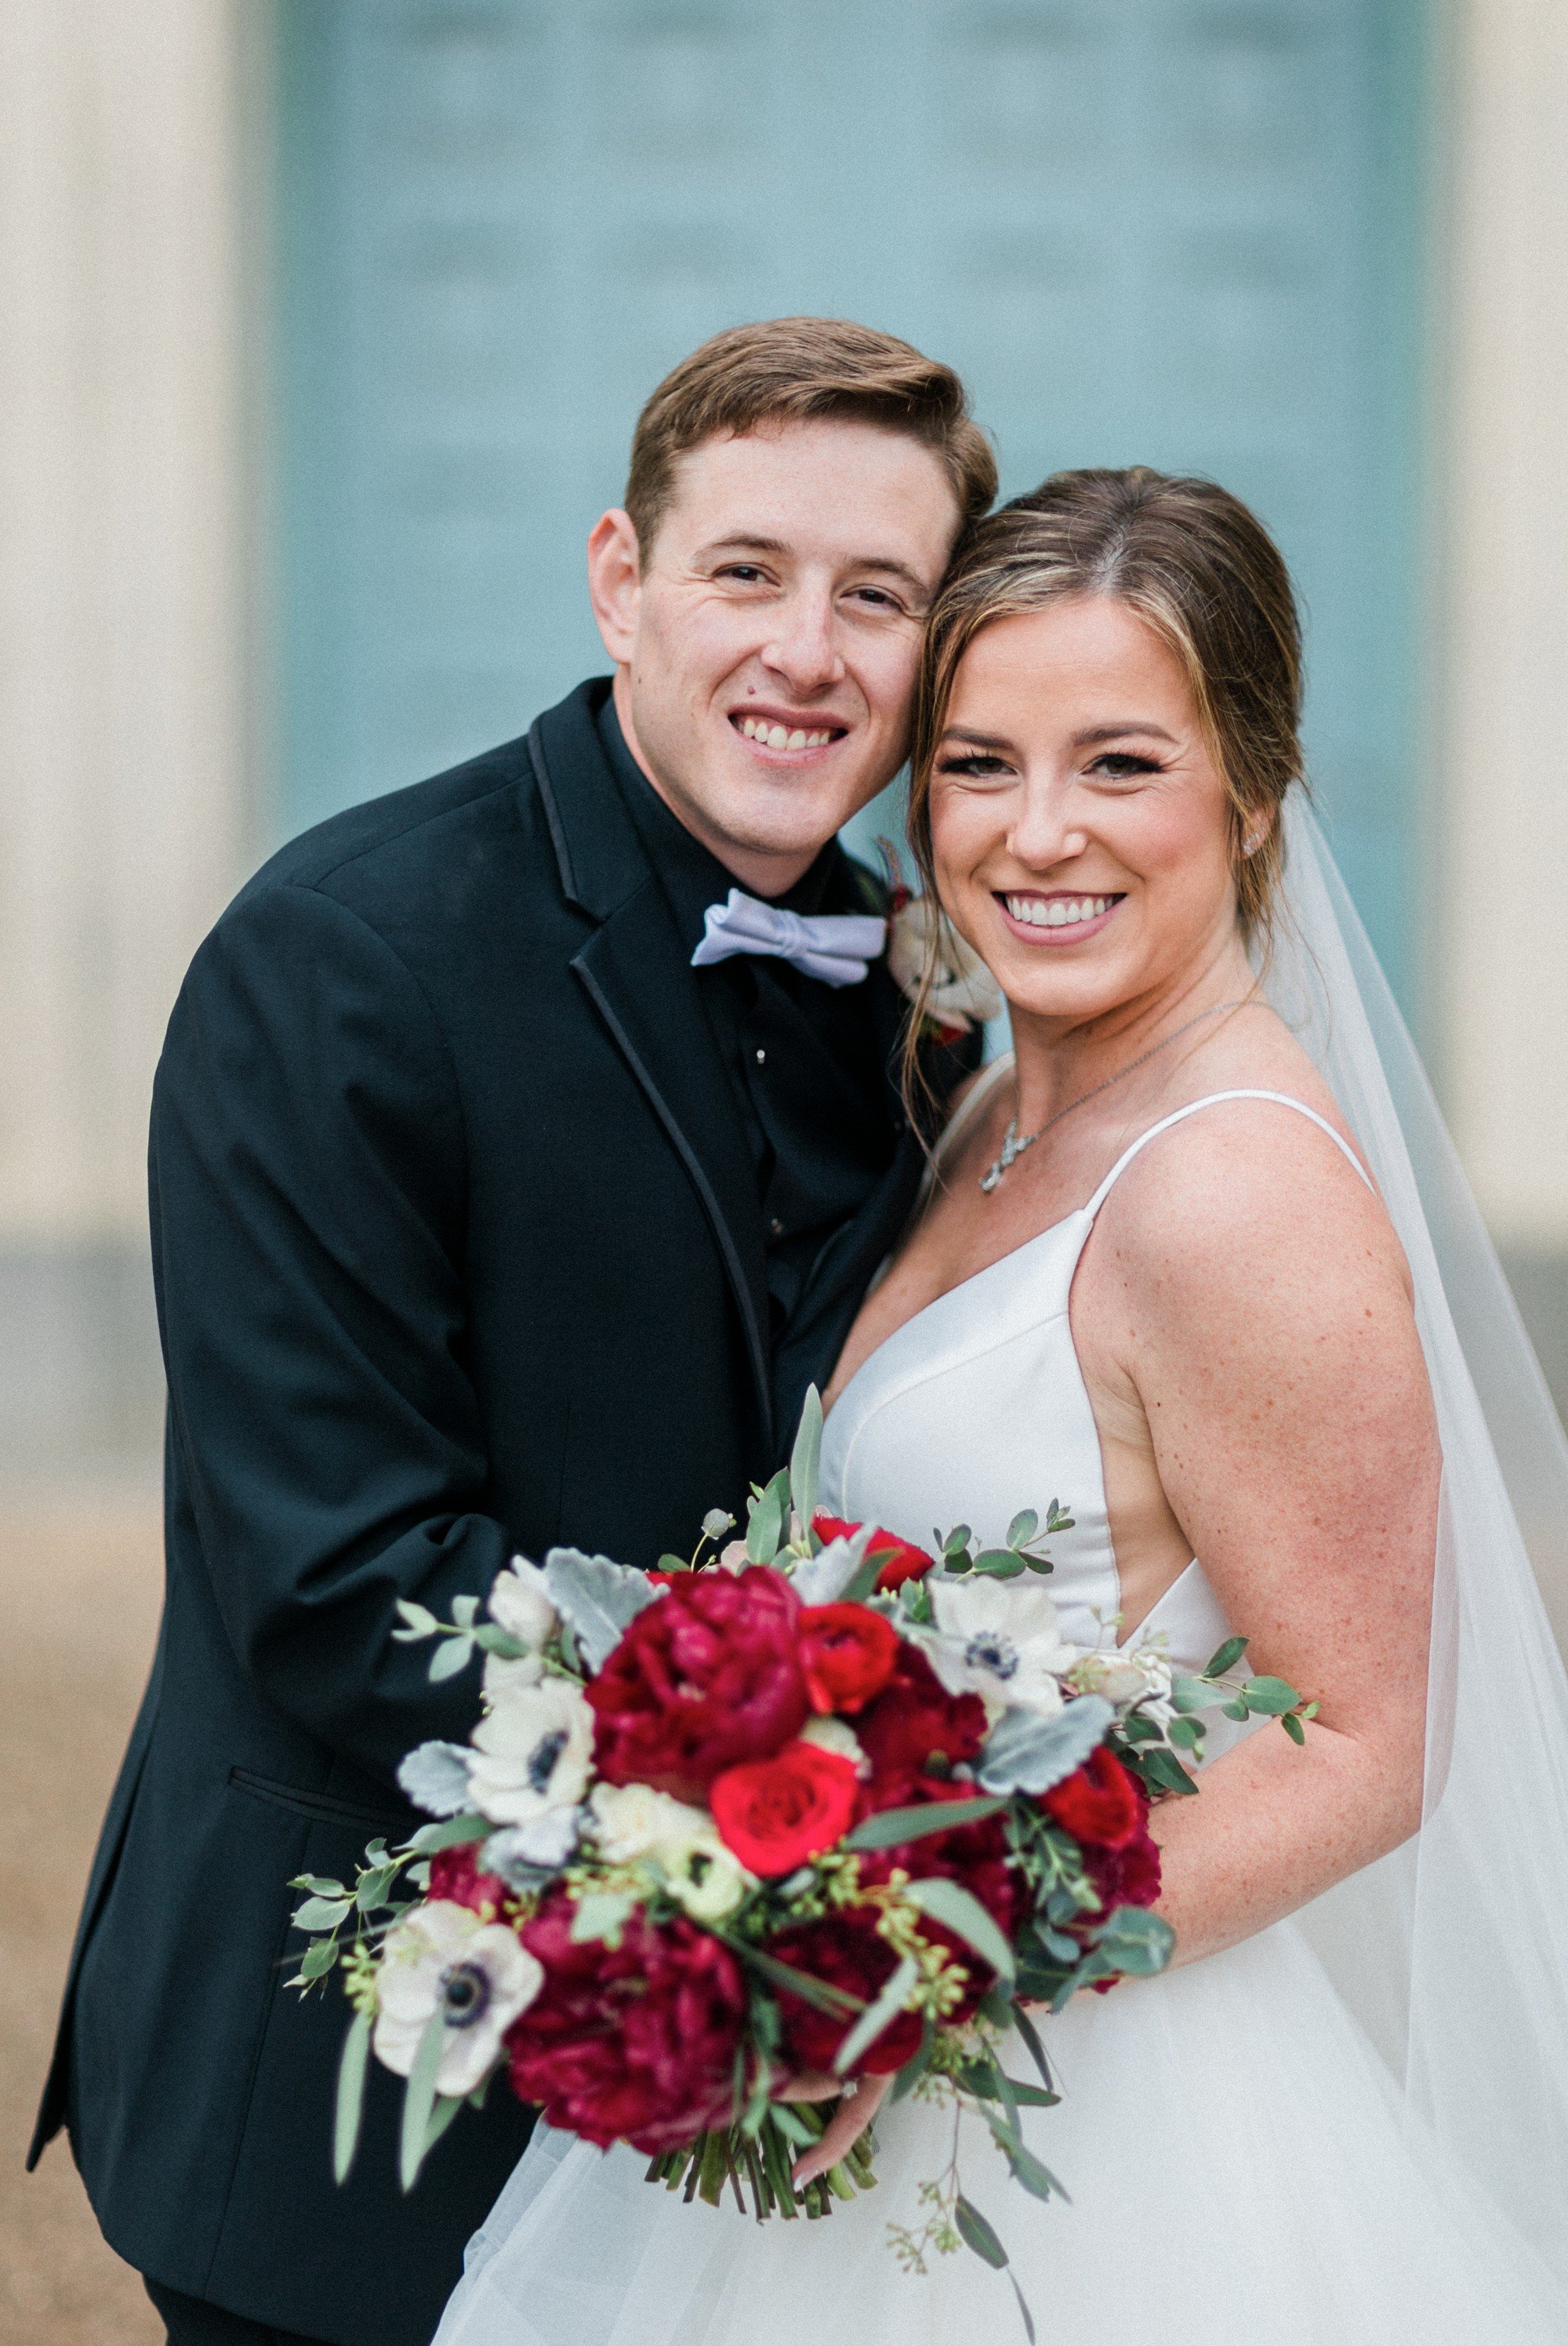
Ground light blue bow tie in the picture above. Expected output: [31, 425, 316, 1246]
[690, 889, 888, 989]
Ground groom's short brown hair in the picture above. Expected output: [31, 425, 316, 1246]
[625, 317, 996, 560]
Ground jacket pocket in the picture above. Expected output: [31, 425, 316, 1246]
[227, 1765, 408, 1836]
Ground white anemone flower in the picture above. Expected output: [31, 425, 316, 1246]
[374, 1900, 543, 2097]
[486, 1557, 557, 1648]
[467, 1679, 594, 1827]
[927, 1577, 1080, 1716]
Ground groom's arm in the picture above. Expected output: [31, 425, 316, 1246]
[151, 877, 514, 1785]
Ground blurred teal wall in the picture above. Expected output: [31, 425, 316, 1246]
[278, 0, 1426, 1002]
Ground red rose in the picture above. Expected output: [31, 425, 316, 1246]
[854, 1642, 987, 1788]
[710, 1741, 859, 1876]
[428, 1842, 507, 1916]
[768, 1912, 924, 2077]
[813, 1512, 935, 1593]
[505, 1894, 747, 2155]
[1042, 1746, 1144, 1850]
[586, 1567, 807, 1801]
[797, 1602, 900, 1714]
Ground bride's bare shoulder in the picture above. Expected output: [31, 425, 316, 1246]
[1087, 1016, 1413, 1353]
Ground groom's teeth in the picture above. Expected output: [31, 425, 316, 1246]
[736, 717, 836, 748]
[1005, 894, 1112, 928]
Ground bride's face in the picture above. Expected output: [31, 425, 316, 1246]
[927, 594, 1243, 1028]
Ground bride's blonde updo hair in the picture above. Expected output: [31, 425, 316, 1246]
[906, 467, 1305, 1035]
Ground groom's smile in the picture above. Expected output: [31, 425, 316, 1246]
[588, 415, 964, 898]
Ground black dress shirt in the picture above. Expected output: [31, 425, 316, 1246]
[597, 695, 899, 1342]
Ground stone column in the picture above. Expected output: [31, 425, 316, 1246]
[0, 0, 253, 1468]
[1439, 0, 1568, 1629]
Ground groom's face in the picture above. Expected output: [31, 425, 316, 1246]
[588, 418, 962, 895]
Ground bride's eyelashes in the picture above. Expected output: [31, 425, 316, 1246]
[1087, 750, 1164, 781]
[935, 751, 1015, 782]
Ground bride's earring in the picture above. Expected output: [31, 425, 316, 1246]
[1241, 827, 1265, 859]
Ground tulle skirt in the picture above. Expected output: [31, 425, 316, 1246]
[433, 1917, 1562, 2345]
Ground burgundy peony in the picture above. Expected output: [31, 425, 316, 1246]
[428, 1842, 507, 1916]
[1042, 1746, 1144, 1850]
[797, 1602, 900, 1715]
[768, 1912, 924, 2078]
[854, 1641, 988, 1789]
[710, 1742, 860, 1877]
[586, 1566, 807, 1800]
[505, 1894, 747, 2155]
[813, 1512, 935, 1592]
[1081, 1827, 1162, 1916]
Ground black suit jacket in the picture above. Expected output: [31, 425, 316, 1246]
[31, 681, 972, 2346]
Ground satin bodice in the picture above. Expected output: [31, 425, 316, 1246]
[819, 1079, 1372, 1675]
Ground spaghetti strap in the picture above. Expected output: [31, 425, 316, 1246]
[1083, 1089, 1375, 1220]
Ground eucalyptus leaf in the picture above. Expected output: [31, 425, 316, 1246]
[1009, 2000, 1054, 2093]
[399, 2008, 448, 2192]
[844, 1794, 1007, 1851]
[428, 1636, 475, 1683]
[333, 2009, 372, 2184]
[724, 1940, 864, 2017]
[942, 1525, 973, 1556]
[1167, 1716, 1203, 1750]
[746, 1472, 788, 1564]
[971, 1549, 1025, 1578]
[292, 1874, 348, 1898]
[954, 2194, 1009, 2269]
[1138, 1747, 1200, 1796]
[1171, 1674, 1225, 1714]
[543, 1547, 662, 1672]
[1242, 1674, 1300, 1716]
[299, 1937, 339, 1981]
[1006, 2141, 1068, 2203]
[891, 2022, 935, 2103]
[356, 1864, 401, 1914]
[833, 1954, 920, 2074]
[1007, 1509, 1039, 1549]
[789, 1385, 823, 1532]
[404, 1814, 489, 1855]
[905, 1876, 1016, 1984]
[452, 1593, 481, 1631]
[1094, 1905, 1176, 1977]
[1205, 1634, 1249, 1677]
[977, 1698, 1113, 1796]
[292, 1895, 352, 1932]
[1282, 1712, 1306, 1746]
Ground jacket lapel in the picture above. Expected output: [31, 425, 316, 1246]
[528, 686, 774, 1446]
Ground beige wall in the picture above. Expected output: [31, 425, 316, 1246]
[0, 0, 251, 1255]
[1439, 0, 1568, 1250]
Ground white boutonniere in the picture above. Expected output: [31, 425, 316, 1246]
[887, 888, 1004, 1040]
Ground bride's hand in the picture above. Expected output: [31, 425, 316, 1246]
[775, 2069, 892, 2189]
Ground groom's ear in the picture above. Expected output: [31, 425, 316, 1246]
[587, 508, 643, 666]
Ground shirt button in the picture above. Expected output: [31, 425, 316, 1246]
[769, 1216, 785, 1237]
[754, 1048, 767, 1066]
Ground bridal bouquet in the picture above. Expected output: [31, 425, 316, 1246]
[290, 1393, 1308, 2322]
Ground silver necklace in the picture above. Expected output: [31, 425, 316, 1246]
[979, 1001, 1250, 1194]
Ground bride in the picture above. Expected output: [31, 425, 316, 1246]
[436, 470, 1568, 2342]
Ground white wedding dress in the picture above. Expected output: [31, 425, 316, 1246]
[434, 809, 1568, 2344]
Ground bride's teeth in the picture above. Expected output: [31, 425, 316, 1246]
[786, 729, 807, 750]
[1004, 893, 1113, 928]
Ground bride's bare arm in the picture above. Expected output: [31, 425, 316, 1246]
[1080, 1102, 1441, 1966]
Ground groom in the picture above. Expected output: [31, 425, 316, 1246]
[30, 318, 996, 2346]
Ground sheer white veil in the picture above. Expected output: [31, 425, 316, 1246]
[1268, 797, 1568, 2278]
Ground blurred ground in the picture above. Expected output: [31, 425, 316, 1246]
[0, 1490, 162, 2346]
